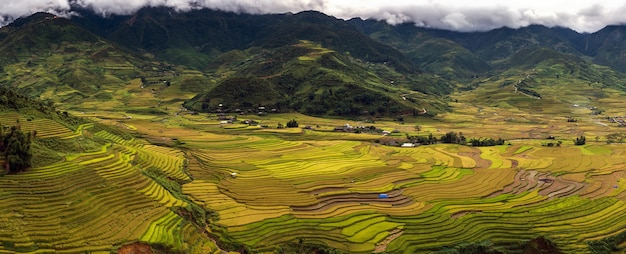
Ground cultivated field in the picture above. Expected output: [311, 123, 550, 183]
[5, 99, 626, 253]
[179, 129, 626, 253]
[73, 107, 626, 252]
[0, 121, 220, 253]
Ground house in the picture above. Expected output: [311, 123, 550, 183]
[334, 124, 354, 132]
[244, 119, 259, 125]
[382, 130, 391, 136]
[401, 143, 416, 147]
[378, 194, 389, 199]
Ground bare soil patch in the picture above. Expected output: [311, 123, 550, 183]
[486, 169, 586, 199]
[374, 228, 403, 253]
[291, 189, 414, 212]
[451, 210, 482, 219]
[117, 242, 153, 254]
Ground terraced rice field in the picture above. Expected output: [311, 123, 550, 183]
[0, 127, 219, 253]
[175, 121, 626, 253]
[0, 113, 75, 138]
[6, 109, 626, 253]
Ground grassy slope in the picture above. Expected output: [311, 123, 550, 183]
[451, 47, 626, 112]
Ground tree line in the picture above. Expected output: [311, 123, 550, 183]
[405, 131, 506, 147]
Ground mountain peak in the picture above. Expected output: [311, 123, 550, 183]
[7, 12, 59, 28]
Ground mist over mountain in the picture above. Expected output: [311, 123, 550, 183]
[3, 1, 626, 33]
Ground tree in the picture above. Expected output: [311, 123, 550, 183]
[414, 124, 422, 135]
[440, 132, 458, 144]
[574, 135, 586, 146]
[406, 133, 429, 144]
[1, 125, 33, 173]
[606, 133, 625, 144]
[440, 131, 466, 144]
[428, 133, 437, 144]
[286, 119, 299, 128]
[469, 137, 506, 147]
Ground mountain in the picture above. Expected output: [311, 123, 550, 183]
[351, 18, 626, 90]
[72, 8, 418, 73]
[0, 14, 156, 102]
[66, 8, 455, 116]
[71, 7, 267, 70]
[183, 40, 449, 116]
[349, 19, 491, 80]
[443, 25, 581, 60]
[579, 25, 626, 72]
[4, 8, 626, 118]
[0, 10, 450, 117]
[0, 12, 215, 113]
[350, 20, 595, 71]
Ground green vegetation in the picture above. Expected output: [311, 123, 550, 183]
[0, 124, 33, 173]
[469, 137, 506, 147]
[434, 237, 562, 254]
[574, 136, 587, 146]
[286, 119, 299, 128]
[184, 41, 446, 117]
[405, 133, 438, 145]
[588, 230, 626, 253]
[439, 131, 467, 144]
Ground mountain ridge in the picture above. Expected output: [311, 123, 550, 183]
[3, 8, 626, 118]
[53, 7, 626, 79]
[0, 10, 447, 118]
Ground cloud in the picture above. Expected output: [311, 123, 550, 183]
[342, 1, 626, 32]
[0, 0, 71, 20]
[1, 0, 626, 33]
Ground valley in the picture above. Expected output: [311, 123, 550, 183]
[3, 6, 626, 254]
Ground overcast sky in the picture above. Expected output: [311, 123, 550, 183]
[1, 0, 625, 32]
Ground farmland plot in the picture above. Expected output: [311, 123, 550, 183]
[5, 110, 626, 253]
[178, 123, 626, 253]
[0, 129, 218, 253]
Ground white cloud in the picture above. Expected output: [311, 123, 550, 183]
[0, 0, 626, 32]
[0, 0, 72, 20]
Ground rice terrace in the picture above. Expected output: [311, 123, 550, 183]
[4, 3, 626, 254]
